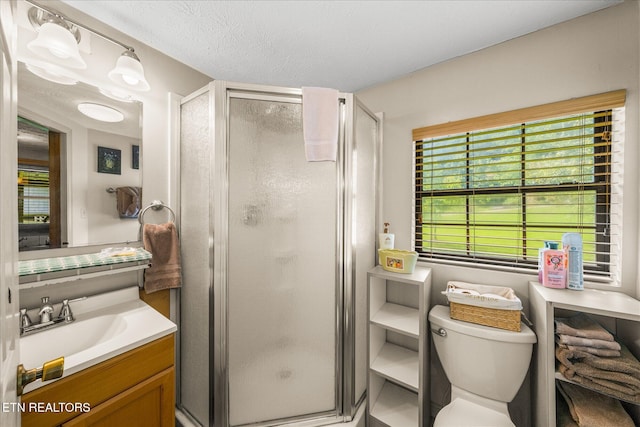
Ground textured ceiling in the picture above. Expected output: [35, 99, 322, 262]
[62, 0, 621, 92]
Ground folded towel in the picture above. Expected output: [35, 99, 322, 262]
[555, 388, 579, 427]
[116, 186, 141, 218]
[142, 222, 182, 293]
[556, 344, 640, 403]
[556, 334, 622, 351]
[555, 337, 621, 357]
[555, 313, 615, 342]
[556, 381, 635, 427]
[302, 87, 339, 162]
[558, 364, 640, 404]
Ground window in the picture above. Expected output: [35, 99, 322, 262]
[413, 90, 625, 281]
[18, 167, 50, 224]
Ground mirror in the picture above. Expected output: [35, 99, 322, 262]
[17, 61, 142, 251]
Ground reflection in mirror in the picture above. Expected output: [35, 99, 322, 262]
[17, 62, 142, 251]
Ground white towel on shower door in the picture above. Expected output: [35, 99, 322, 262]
[302, 87, 339, 162]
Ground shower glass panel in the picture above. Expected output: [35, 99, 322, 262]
[227, 97, 338, 425]
[179, 91, 212, 425]
[353, 103, 378, 404]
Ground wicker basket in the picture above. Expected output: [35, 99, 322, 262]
[449, 302, 521, 332]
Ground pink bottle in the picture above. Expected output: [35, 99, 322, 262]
[542, 243, 566, 288]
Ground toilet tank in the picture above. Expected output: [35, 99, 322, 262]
[429, 305, 536, 402]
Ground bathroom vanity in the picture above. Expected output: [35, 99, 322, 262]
[529, 282, 640, 426]
[21, 335, 174, 427]
[367, 265, 431, 427]
[17, 283, 177, 427]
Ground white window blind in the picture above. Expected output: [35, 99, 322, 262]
[413, 90, 625, 281]
[18, 168, 50, 224]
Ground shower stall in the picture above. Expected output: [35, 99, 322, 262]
[177, 81, 380, 427]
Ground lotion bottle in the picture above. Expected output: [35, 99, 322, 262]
[379, 222, 395, 250]
[542, 242, 567, 288]
[562, 233, 584, 290]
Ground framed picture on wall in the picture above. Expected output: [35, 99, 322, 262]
[132, 145, 140, 169]
[97, 146, 121, 175]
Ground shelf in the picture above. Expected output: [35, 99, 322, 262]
[530, 282, 640, 322]
[371, 303, 419, 338]
[371, 343, 419, 392]
[370, 381, 419, 427]
[555, 370, 640, 406]
[19, 248, 152, 289]
[367, 265, 430, 287]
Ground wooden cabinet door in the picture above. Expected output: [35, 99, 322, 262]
[62, 367, 174, 427]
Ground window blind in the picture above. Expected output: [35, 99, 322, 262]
[18, 168, 50, 224]
[413, 90, 625, 281]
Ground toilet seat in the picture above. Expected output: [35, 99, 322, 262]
[434, 398, 515, 427]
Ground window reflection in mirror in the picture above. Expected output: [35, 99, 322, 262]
[18, 62, 142, 251]
[17, 117, 64, 250]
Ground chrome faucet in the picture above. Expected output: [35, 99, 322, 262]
[20, 296, 83, 336]
[38, 297, 54, 323]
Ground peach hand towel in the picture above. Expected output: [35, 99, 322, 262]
[142, 222, 182, 293]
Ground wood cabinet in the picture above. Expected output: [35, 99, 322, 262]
[367, 265, 431, 427]
[21, 334, 175, 427]
[529, 282, 640, 426]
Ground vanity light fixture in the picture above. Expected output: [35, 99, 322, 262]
[108, 49, 151, 92]
[25, 1, 151, 92]
[77, 103, 124, 123]
[27, 7, 86, 69]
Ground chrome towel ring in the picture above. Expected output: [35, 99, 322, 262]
[139, 200, 176, 224]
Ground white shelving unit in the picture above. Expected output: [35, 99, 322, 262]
[529, 282, 640, 427]
[367, 265, 431, 427]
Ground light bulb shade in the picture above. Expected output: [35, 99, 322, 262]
[25, 62, 78, 85]
[27, 22, 86, 69]
[108, 51, 150, 92]
[77, 103, 124, 122]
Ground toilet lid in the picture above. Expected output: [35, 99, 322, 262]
[434, 398, 515, 427]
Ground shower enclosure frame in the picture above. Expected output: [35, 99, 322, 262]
[177, 81, 381, 427]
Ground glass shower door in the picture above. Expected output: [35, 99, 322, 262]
[226, 96, 338, 426]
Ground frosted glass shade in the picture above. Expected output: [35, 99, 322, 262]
[27, 22, 86, 69]
[108, 53, 150, 92]
[77, 103, 124, 123]
[25, 62, 78, 85]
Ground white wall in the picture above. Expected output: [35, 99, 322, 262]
[87, 129, 141, 244]
[358, 1, 640, 299]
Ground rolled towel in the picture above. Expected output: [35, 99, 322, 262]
[555, 313, 614, 341]
[556, 381, 635, 427]
[556, 334, 622, 351]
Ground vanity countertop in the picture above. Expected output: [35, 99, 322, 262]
[20, 286, 176, 394]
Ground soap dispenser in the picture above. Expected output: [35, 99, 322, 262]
[379, 222, 395, 250]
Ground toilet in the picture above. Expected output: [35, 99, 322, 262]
[429, 305, 537, 427]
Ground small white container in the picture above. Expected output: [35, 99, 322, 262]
[378, 233, 394, 250]
[379, 222, 394, 249]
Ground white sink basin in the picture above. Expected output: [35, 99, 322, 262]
[19, 286, 176, 393]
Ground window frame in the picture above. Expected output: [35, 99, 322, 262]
[412, 90, 625, 276]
